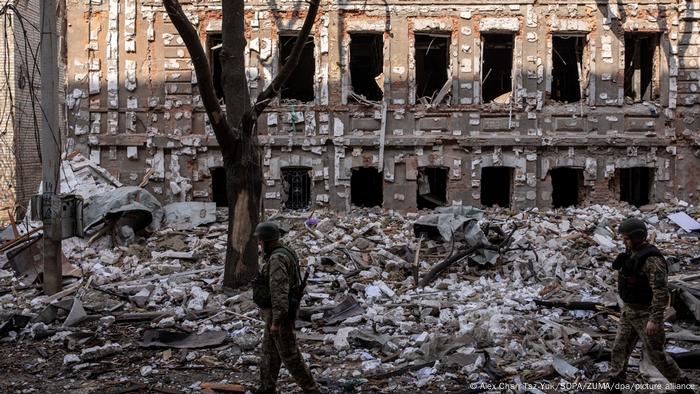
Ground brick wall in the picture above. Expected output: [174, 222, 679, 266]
[0, 6, 19, 220]
[12, 0, 43, 214]
[0, 0, 55, 222]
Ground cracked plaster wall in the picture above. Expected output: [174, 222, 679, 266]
[64, 0, 700, 211]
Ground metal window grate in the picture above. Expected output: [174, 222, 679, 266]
[282, 167, 311, 210]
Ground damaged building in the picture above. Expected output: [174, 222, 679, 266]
[0, 0, 44, 222]
[0, 0, 67, 223]
[64, 0, 700, 212]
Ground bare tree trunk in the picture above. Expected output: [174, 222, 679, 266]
[163, 0, 319, 289]
[222, 154, 262, 287]
[221, 1, 249, 129]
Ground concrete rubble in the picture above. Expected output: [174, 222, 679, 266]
[1, 158, 700, 393]
[1, 203, 698, 392]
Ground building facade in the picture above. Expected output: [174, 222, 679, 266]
[0, 0, 43, 221]
[65, 0, 700, 212]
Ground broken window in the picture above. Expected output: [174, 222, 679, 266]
[481, 34, 514, 103]
[417, 166, 448, 210]
[414, 34, 450, 101]
[282, 166, 312, 210]
[210, 167, 228, 207]
[480, 167, 513, 208]
[619, 167, 653, 207]
[280, 35, 315, 102]
[551, 35, 584, 103]
[351, 167, 383, 207]
[624, 33, 659, 102]
[207, 33, 225, 103]
[551, 167, 584, 208]
[349, 33, 384, 102]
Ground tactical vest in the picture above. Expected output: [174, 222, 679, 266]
[618, 244, 666, 306]
[252, 245, 302, 313]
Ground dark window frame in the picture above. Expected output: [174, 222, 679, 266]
[551, 34, 586, 103]
[624, 32, 660, 103]
[206, 33, 225, 103]
[413, 33, 451, 102]
[279, 34, 316, 103]
[349, 32, 385, 102]
[481, 33, 515, 104]
[281, 166, 313, 210]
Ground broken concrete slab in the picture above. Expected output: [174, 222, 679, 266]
[80, 343, 122, 361]
[552, 356, 582, 380]
[162, 202, 217, 230]
[151, 250, 197, 260]
[138, 329, 227, 349]
[322, 295, 364, 325]
[668, 212, 700, 233]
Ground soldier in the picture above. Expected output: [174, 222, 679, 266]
[609, 218, 692, 393]
[252, 221, 320, 394]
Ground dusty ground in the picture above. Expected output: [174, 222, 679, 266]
[2, 204, 700, 394]
[2, 286, 699, 394]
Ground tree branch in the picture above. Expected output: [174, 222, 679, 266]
[163, 0, 235, 150]
[243, 0, 321, 134]
[418, 244, 481, 287]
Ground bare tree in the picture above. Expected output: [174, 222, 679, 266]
[163, 0, 320, 288]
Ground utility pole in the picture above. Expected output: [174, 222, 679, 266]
[40, 0, 62, 295]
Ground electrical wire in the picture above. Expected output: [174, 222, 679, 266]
[0, 1, 67, 225]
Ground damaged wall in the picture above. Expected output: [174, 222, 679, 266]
[64, 0, 700, 212]
[0, 0, 68, 221]
[0, 0, 43, 220]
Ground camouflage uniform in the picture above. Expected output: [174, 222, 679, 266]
[610, 252, 685, 383]
[258, 246, 319, 394]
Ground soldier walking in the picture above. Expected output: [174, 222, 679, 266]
[609, 218, 693, 393]
[252, 221, 320, 394]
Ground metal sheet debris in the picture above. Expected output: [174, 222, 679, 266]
[82, 186, 163, 233]
[162, 202, 217, 230]
[668, 212, 700, 233]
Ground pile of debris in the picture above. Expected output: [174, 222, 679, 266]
[1, 159, 700, 393]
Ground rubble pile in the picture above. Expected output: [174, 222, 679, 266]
[1, 168, 700, 392]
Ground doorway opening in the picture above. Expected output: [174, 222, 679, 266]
[619, 167, 653, 207]
[480, 166, 514, 208]
[417, 166, 449, 209]
[351, 167, 383, 207]
[551, 167, 584, 208]
[210, 167, 228, 207]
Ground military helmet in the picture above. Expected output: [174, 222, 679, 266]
[254, 221, 281, 241]
[618, 218, 648, 238]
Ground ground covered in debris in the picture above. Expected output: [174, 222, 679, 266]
[2, 200, 700, 393]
